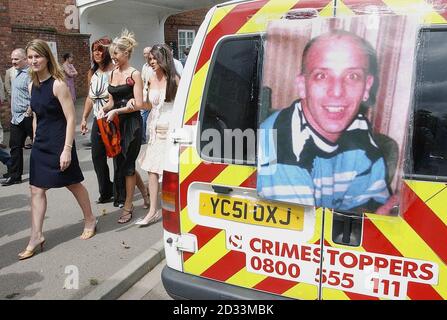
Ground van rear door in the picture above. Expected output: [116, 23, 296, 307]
[176, 0, 337, 300]
[317, 0, 447, 300]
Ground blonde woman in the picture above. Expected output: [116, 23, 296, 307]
[98, 30, 147, 224]
[18, 40, 97, 260]
[135, 44, 179, 226]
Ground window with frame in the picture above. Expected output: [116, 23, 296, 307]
[409, 28, 447, 181]
[199, 35, 262, 165]
[178, 29, 195, 60]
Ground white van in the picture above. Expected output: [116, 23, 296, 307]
[160, 0, 447, 300]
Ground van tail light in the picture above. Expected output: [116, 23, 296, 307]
[161, 170, 180, 234]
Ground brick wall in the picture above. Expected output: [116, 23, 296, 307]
[56, 33, 91, 97]
[164, 7, 210, 59]
[9, 0, 77, 32]
[3, 0, 80, 71]
[1, 0, 90, 130]
[0, 1, 11, 80]
[0, 0, 11, 129]
[11, 26, 90, 97]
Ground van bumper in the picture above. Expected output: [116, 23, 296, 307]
[161, 266, 293, 300]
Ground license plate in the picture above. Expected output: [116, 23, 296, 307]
[199, 193, 304, 231]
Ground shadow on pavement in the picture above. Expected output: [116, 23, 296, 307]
[0, 194, 34, 237]
[0, 203, 153, 271]
[0, 272, 44, 300]
[0, 193, 30, 213]
[0, 210, 32, 238]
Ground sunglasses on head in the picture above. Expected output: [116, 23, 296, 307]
[155, 44, 166, 51]
[93, 45, 105, 52]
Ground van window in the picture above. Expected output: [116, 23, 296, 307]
[410, 28, 447, 180]
[199, 36, 262, 165]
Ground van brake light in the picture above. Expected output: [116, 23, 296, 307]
[161, 170, 180, 234]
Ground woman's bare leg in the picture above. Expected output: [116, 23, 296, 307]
[124, 174, 136, 210]
[117, 174, 136, 223]
[26, 186, 47, 249]
[140, 172, 159, 223]
[135, 171, 149, 207]
[66, 183, 96, 231]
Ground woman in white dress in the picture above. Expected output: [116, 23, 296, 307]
[135, 44, 179, 226]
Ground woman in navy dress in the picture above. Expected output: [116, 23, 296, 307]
[18, 39, 97, 260]
[98, 30, 148, 224]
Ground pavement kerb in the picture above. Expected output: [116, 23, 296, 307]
[82, 239, 166, 300]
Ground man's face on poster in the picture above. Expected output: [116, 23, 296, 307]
[297, 34, 374, 143]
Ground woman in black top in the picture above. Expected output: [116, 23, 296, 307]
[99, 30, 149, 224]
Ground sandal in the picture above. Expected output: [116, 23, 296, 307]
[18, 238, 45, 260]
[118, 205, 134, 224]
[80, 218, 98, 240]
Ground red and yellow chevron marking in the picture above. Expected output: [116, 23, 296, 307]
[183, 0, 334, 126]
[338, 0, 447, 24]
[322, 181, 447, 300]
[321, 0, 447, 301]
[181, 206, 323, 300]
[180, 142, 323, 299]
[179, 0, 447, 300]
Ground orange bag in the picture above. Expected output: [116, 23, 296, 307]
[97, 116, 121, 158]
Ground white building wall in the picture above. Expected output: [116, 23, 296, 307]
[80, 2, 173, 70]
[78, 0, 226, 69]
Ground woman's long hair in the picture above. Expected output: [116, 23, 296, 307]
[91, 37, 112, 73]
[26, 39, 65, 87]
[150, 44, 177, 102]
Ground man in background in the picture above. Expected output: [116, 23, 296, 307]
[0, 74, 11, 177]
[167, 44, 183, 77]
[2, 48, 33, 186]
[4, 65, 17, 99]
[5, 63, 32, 149]
[180, 47, 190, 67]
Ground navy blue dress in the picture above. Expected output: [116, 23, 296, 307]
[30, 77, 84, 188]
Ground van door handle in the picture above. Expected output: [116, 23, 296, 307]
[171, 128, 193, 144]
[212, 185, 233, 195]
[332, 212, 363, 247]
[342, 215, 352, 244]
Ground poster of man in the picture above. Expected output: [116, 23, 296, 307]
[257, 15, 421, 215]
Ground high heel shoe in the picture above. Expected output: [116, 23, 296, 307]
[134, 209, 162, 227]
[118, 205, 134, 224]
[18, 239, 46, 261]
[80, 218, 98, 240]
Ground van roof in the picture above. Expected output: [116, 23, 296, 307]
[217, 0, 253, 8]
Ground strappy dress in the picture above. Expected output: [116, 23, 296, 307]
[108, 70, 142, 176]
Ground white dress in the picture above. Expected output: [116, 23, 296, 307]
[138, 88, 174, 174]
